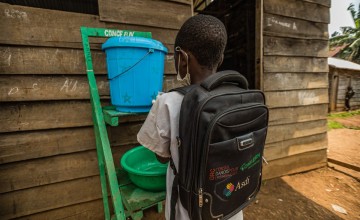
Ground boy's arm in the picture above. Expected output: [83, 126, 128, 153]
[137, 94, 172, 161]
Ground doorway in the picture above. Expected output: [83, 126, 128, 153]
[194, 0, 263, 89]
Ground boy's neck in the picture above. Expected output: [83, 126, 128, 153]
[191, 66, 216, 84]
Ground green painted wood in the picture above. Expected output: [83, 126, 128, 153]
[103, 107, 147, 126]
[80, 27, 158, 220]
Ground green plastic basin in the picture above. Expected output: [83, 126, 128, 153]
[120, 146, 168, 191]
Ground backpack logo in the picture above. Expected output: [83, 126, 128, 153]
[240, 153, 261, 171]
[223, 176, 250, 198]
[223, 183, 235, 197]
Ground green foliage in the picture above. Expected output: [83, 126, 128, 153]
[327, 120, 345, 130]
[328, 109, 360, 118]
[330, 3, 360, 64]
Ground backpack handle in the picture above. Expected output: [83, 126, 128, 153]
[201, 70, 249, 91]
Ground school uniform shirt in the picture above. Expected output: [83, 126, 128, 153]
[137, 91, 244, 220]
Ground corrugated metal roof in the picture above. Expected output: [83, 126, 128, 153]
[328, 57, 360, 71]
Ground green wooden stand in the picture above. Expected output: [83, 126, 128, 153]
[80, 27, 165, 220]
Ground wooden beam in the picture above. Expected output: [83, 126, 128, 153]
[264, 133, 327, 161]
[264, 56, 328, 73]
[0, 176, 103, 219]
[268, 104, 328, 126]
[98, 0, 192, 30]
[0, 3, 179, 48]
[264, 72, 328, 91]
[264, 36, 328, 57]
[0, 101, 147, 133]
[263, 149, 327, 180]
[266, 119, 327, 144]
[264, 0, 330, 23]
[0, 46, 176, 75]
[264, 13, 329, 40]
[265, 89, 329, 108]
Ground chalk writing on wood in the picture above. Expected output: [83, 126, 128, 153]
[4, 8, 28, 21]
[266, 16, 297, 31]
[8, 87, 19, 95]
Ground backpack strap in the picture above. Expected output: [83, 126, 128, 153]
[201, 70, 248, 91]
[169, 158, 178, 220]
[169, 85, 195, 95]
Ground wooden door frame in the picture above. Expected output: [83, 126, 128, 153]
[255, 0, 263, 90]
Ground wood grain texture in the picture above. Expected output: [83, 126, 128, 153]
[0, 101, 148, 132]
[265, 89, 329, 108]
[302, 0, 331, 7]
[0, 176, 102, 219]
[266, 119, 328, 144]
[263, 149, 327, 179]
[15, 199, 104, 220]
[99, 0, 191, 29]
[264, 13, 329, 40]
[0, 122, 141, 164]
[268, 104, 328, 126]
[0, 145, 134, 193]
[264, 0, 330, 23]
[264, 72, 328, 91]
[0, 127, 95, 164]
[0, 46, 176, 75]
[264, 36, 328, 57]
[264, 56, 328, 73]
[265, 133, 327, 161]
[0, 3, 179, 47]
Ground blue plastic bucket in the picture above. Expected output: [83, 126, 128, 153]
[102, 37, 168, 112]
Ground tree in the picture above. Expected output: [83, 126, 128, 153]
[330, 3, 360, 64]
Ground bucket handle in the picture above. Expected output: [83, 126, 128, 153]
[109, 48, 154, 80]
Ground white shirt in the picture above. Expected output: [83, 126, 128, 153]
[137, 92, 243, 220]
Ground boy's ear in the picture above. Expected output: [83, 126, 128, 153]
[217, 54, 224, 69]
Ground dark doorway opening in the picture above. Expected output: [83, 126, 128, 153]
[195, 0, 261, 89]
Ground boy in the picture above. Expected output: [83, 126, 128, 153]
[137, 15, 244, 220]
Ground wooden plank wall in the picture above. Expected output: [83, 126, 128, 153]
[0, 1, 192, 219]
[262, 0, 330, 179]
[333, 68, 360, 111]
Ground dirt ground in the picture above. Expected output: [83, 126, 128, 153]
[144, 114, 360, 220]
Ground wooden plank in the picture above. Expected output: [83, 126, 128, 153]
[0, 101, 147, 133]
[0, 151, 99, 193]
[0, 127, 95, 164]
[264, 56, 328, 73]
[264, 133, 327, 161]
[0, 176, 102, 219]
[264, 0, 330, 23]
[0, 46, 176, 75]
[0, 144, 134, 193]
[16, 199, 104, 220]
[99, 0, 191, 30]
[0, 122, 141, 164]
[266, 119, 328, 144]
[0, 75, 109, 101]
[0, 3, 178, 47]
[264, 72, 328, 91]
[263, 36, 328, 57]
[265, 89, 329, 108]
[302, 0, 331, 7]
[0, 74, 180, 101]
[268, 104, 328, 126]
[263, 149, 327, 180]
[264, 13, 329, 40]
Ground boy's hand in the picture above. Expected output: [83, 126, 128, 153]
[156, 154, 170, 164]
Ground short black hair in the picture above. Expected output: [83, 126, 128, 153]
[175, 14, 227, 69]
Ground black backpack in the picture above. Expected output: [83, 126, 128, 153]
[169, 70, 269, 220]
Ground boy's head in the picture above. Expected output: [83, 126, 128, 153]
[174, 14, 227, 84]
